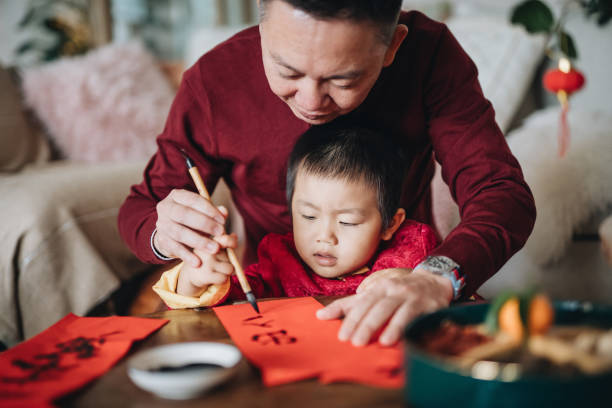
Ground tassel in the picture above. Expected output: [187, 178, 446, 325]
[542, 57, 585, 158]
[557, 90, 569, 157]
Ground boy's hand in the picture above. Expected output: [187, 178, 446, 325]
[316, 267, 453, 347]
[154, 189, 228, 267]
[176, 233, 238, 297]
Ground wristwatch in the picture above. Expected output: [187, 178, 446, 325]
[416, 256, 465, 300]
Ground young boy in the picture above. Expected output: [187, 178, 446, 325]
[153, 124, 438, 309]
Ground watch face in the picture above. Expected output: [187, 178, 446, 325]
[424, 256, 456, 272]
[429, 258, 444, 270]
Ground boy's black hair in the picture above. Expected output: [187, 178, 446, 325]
[259, 0, 402, 44]
[286, 123, 406, 230]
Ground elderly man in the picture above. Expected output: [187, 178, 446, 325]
[119, 0, 535, 346]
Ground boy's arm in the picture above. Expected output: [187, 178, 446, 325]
[226, 234, 289, 300]
[152, 262, 232, 309]
[153, 234, 287, 309]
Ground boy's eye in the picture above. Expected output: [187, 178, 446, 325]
[301, 214, 316, 221]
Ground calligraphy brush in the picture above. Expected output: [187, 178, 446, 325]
[180, 148, 260, 314]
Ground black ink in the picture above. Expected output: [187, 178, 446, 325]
[242, 315, 274, 328]
[149, 362, 224, 373]
[251, 330, 297, 345]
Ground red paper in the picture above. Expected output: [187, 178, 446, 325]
[0, 313, 167, 405]
[214, 297, 403, 388]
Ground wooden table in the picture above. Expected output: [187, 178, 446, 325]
[59, 298, 405, 408]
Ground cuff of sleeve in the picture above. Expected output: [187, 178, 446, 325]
[152, 262, 231, 309]
[150, 228, 176, 261]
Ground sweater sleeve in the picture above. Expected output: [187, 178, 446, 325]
[424, 26, 536, 295]
[152, 262, 231, 309]
[117, 67, 231, 264]
[372, 220, 438, 272]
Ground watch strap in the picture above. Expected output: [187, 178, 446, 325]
[416, 256, 465, 300]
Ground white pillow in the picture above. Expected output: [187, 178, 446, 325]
[446, 16, 547, 133]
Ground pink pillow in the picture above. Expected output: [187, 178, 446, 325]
[21, 41, 174, 163]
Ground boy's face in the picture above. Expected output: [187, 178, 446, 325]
[291, 168, 387, 278]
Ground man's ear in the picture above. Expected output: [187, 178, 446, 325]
[383, 24, 408, 67]
[381, 208, 406, 241]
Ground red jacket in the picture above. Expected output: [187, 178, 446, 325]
[220, 220, 438, 303]
[118, 11, 536, 297]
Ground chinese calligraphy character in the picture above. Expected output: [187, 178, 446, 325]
[242, 315, 274, 328]
[251, 330, 297, 345]
[1, 331, 121, 384]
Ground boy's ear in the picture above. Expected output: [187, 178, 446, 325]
[381, 208, 406, 241]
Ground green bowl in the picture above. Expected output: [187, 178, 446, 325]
[404, 301, 612, 408]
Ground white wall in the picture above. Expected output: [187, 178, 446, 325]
[559, 12, 612, 112]
[0, 1, 29, 66]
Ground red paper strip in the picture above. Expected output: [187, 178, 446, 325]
[214, 297, 403, 388]
[0, 314, 168, 404]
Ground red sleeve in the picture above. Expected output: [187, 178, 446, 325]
[117, 67, 230, 264]
[424, 26, 536, 295]
[225, 234, 289, 300]
[372, 220, 438, 272]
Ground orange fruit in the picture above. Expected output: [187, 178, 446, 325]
[498, 297, 524, 342]
[528, 294, 554, 335]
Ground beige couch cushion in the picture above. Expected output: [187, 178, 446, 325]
[0, 160, 151, 346]
[0, 66, 50, 172]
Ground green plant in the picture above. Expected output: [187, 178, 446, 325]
[510, 0, 612, 60]
[15, 0, 92, 63]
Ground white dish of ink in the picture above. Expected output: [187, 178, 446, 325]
[127, 342, 242, 400]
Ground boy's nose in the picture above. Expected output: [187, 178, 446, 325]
[316, 223, 338, 245]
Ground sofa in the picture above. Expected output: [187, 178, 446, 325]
[0, 41, 244, 348]
[0, 64, 154, 348]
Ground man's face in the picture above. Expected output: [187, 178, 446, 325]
[259, 1, 393, 124]
[291, 169, 386, 278]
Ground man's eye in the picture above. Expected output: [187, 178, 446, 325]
[302, 215, 315, 221]
[333, 82, 354, 89]
[280, 72, 300, 79]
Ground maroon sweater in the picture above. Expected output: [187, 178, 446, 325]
[118, 12, 536, 297]
[220, 220, 437, 303]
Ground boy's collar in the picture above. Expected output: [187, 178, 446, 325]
[334, 265, 370, 281]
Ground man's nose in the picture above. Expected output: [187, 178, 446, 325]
[316, 221, 338, 245]
[295, 79, 327, 112]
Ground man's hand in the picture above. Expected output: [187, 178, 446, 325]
[316, 267, 453, 346]
[154, 189, 228, 267]
[176, 233, 238, 296]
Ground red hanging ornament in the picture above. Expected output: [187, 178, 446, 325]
[542, 57, 585, 157]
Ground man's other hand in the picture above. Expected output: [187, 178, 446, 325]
[316, 267, 453, 346]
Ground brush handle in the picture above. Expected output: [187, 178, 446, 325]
[189, 167, 211, 200]
[187, 166, 252, 293]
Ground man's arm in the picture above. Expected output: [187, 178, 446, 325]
[118, 71, 230, 266]
[425, 26, 536, 295]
